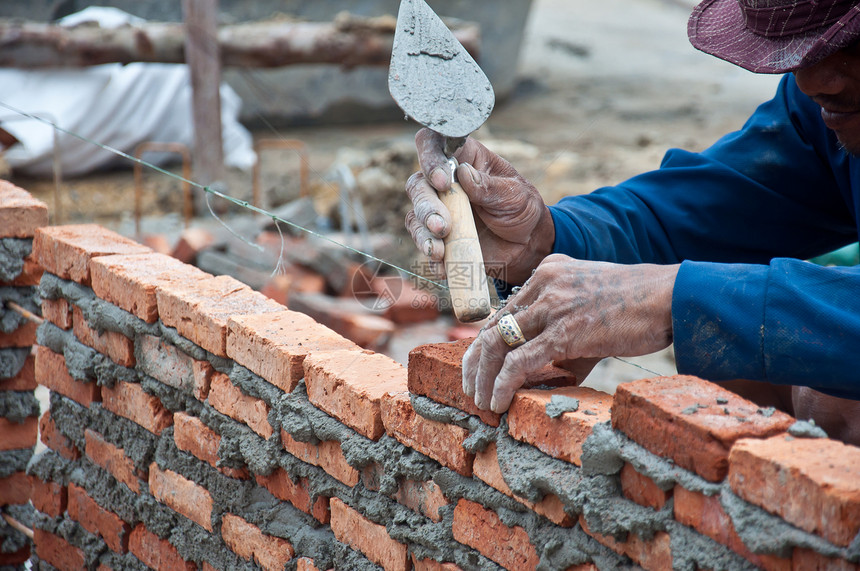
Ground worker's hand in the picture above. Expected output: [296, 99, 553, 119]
[464, 255, 679, 413]
[405, 128, 555, 284]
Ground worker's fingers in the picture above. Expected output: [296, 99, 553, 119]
[472, 327, 512, 410]
[462, 337, 482, 397]
[415, 128, 454, 192]
[405, 209, 445, 262]
[405, 171, 450, 238]
[491, 331, 563, 413]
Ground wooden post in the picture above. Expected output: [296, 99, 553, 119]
[183, 0, 224, 213]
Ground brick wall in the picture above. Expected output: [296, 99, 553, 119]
[2, 182, 859, 570]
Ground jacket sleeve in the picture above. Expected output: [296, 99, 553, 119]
[547, 75, 860, 397]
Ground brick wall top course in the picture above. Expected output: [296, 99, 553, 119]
[0, 179, 48, 238]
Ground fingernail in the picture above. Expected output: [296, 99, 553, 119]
[427, 213, 446, 235]
[429, 166, 450, 189]
[464, 163, 481, 185]
[423, 238, 433, 258]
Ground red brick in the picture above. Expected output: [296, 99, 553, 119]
[0, 545, 30, 565]
[171, 227, 216, 265]
[39, 410, 80, 460]
[85, 428, 144, 493]
[330, 497, 410, 571]
[579, 517, 672, 571]
[101, 381, 172, 435]
[370, 276, 439, 324]
[129, 524, 196, 571]
[72, 305, 135, 367]
[227, 310, 360, 393]
[620, 463, 671, 511]
[452, 498, 539, 570]
[208, 372, 273, 439]
[90, 252, 211, 323]
[0, 180, 49, 238]
[473, 441, 573, 527]
[174, 412, 248, 479]
[407, 340, 578, 427]
[156, 274, 284, 357]
[728, 434, 860, 547]
[0, 416, 37, 451]
[0, 321, 37, 348]
[31, 477, 67, 517]
[412, 555, 463, 571]
[3, 255, 43, 286]
[381, 391, 475, 477]
[792, 549, 859, 571]
[612, 375, 794, 482]
[140, 233, 172, 255]
[508, 386, 612, 466]
[34, 527, 86, 571]
[33, 224, 151, 286]
[304, 350, 407, 440]
[0, 472, 31, 505]
[394, 478, 449, 523]
[68, 483, 131, 553]
[35, 345, 101, 406]
[220, 513, 294, 571]
[136, 334, 200, 395]
[192, 359, 214, 401]
[0, 352, 35, 391]
[149, 462, 213, 531]
[41, 298, 73, 330]
[256, 468, 330, 523]
[281, 429, 359, 486]
[673, 486, 790, 571]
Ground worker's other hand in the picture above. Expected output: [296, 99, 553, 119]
[405, 128, 555, 284]
[465, 255, 679, 413]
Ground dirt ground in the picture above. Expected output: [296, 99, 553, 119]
[8, 0, 783, 388]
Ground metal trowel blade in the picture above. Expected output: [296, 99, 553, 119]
[388, 0, 495, 140]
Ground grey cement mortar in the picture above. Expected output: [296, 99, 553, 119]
[89, 403, 158, 473]
[788, 419, 829, 439]
[0, 238, 31, 282]
[28, 449, 72, 486]
[37, 321, 137, 388]
[0, 390, 40, 423]
[0, 449, 35, 479]
[47, 392, 89, 452]
[201, 403, 282, 475]
[33, 512, 107, 568]
[667, 520, 759, 571]
[0, 286, 39, 333]
[99, 551, 150, 571]
[0, 503, 33, 555]
[410, 394, 496, 454]
[545, 395, 580, 418]
[0, 347, 29, 379]
[70, 460, 140, 525]
[140, 375, 204, 417]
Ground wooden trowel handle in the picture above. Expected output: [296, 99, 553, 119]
[438, 181, 491, 323]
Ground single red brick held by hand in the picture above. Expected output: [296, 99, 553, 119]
[394, 478, 449, 523]
[174, 412, 248, 479]
[208, 372, 273, 439]
[129, 524, 196, 571]
[304, 350, 407, 441]
[149, 462, 213, 531]
[0, 180, 48, 238]
[579, 516, 672, 571]
[281, 429, 359, 486]
[620, 463, 671, 512]
[102, 381, 172, 435]
[227, 310, 360, 393]
[330, 497, 410, 571]
[473, 442, 573, 527]
[408, 339, 579, 427]
[0, 352, 35, 391]
[381, 391, 474, 477]
[508, 386, 612, 466]
[728, 434, 860, 548]
[41, 298, 73, 330]
[452, 498, 539, 570]
[33, 224, 151, 286]
[0, 416, 37, 452]
[68, 483, 131, 553]
[0, 321, 37, 348]
[35, 345, 101, 407]
[90, 252, 211, 323]
[673, 485, 790, 571]
[0, 472, 31, 505]
[72, 305, 135, 367]
[34, 528, 86, 571]
[256, 468, 330, 523]
[221, 513, 295, 571]
[157, 274, 284, 357]
[85, 428, 144, 493]
[31, 477, 67, 518]
[611, 375, 794, 482]
[39, 410, 79, 460]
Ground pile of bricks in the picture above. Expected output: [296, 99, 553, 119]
[1, 180, 858, 571]
[0, 181, 47, 567]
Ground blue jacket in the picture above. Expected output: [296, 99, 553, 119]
[549, 74, 860, 399]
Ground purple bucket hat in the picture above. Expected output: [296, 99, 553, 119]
[688, 0, 860, 73]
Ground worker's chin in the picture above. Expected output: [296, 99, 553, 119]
[835, 132, 860, 156]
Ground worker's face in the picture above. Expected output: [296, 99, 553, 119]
[795, 42, 860, 155]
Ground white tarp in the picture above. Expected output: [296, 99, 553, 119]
[0, 7, 256, 178]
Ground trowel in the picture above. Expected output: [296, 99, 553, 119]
[388, 0, 494, 323]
